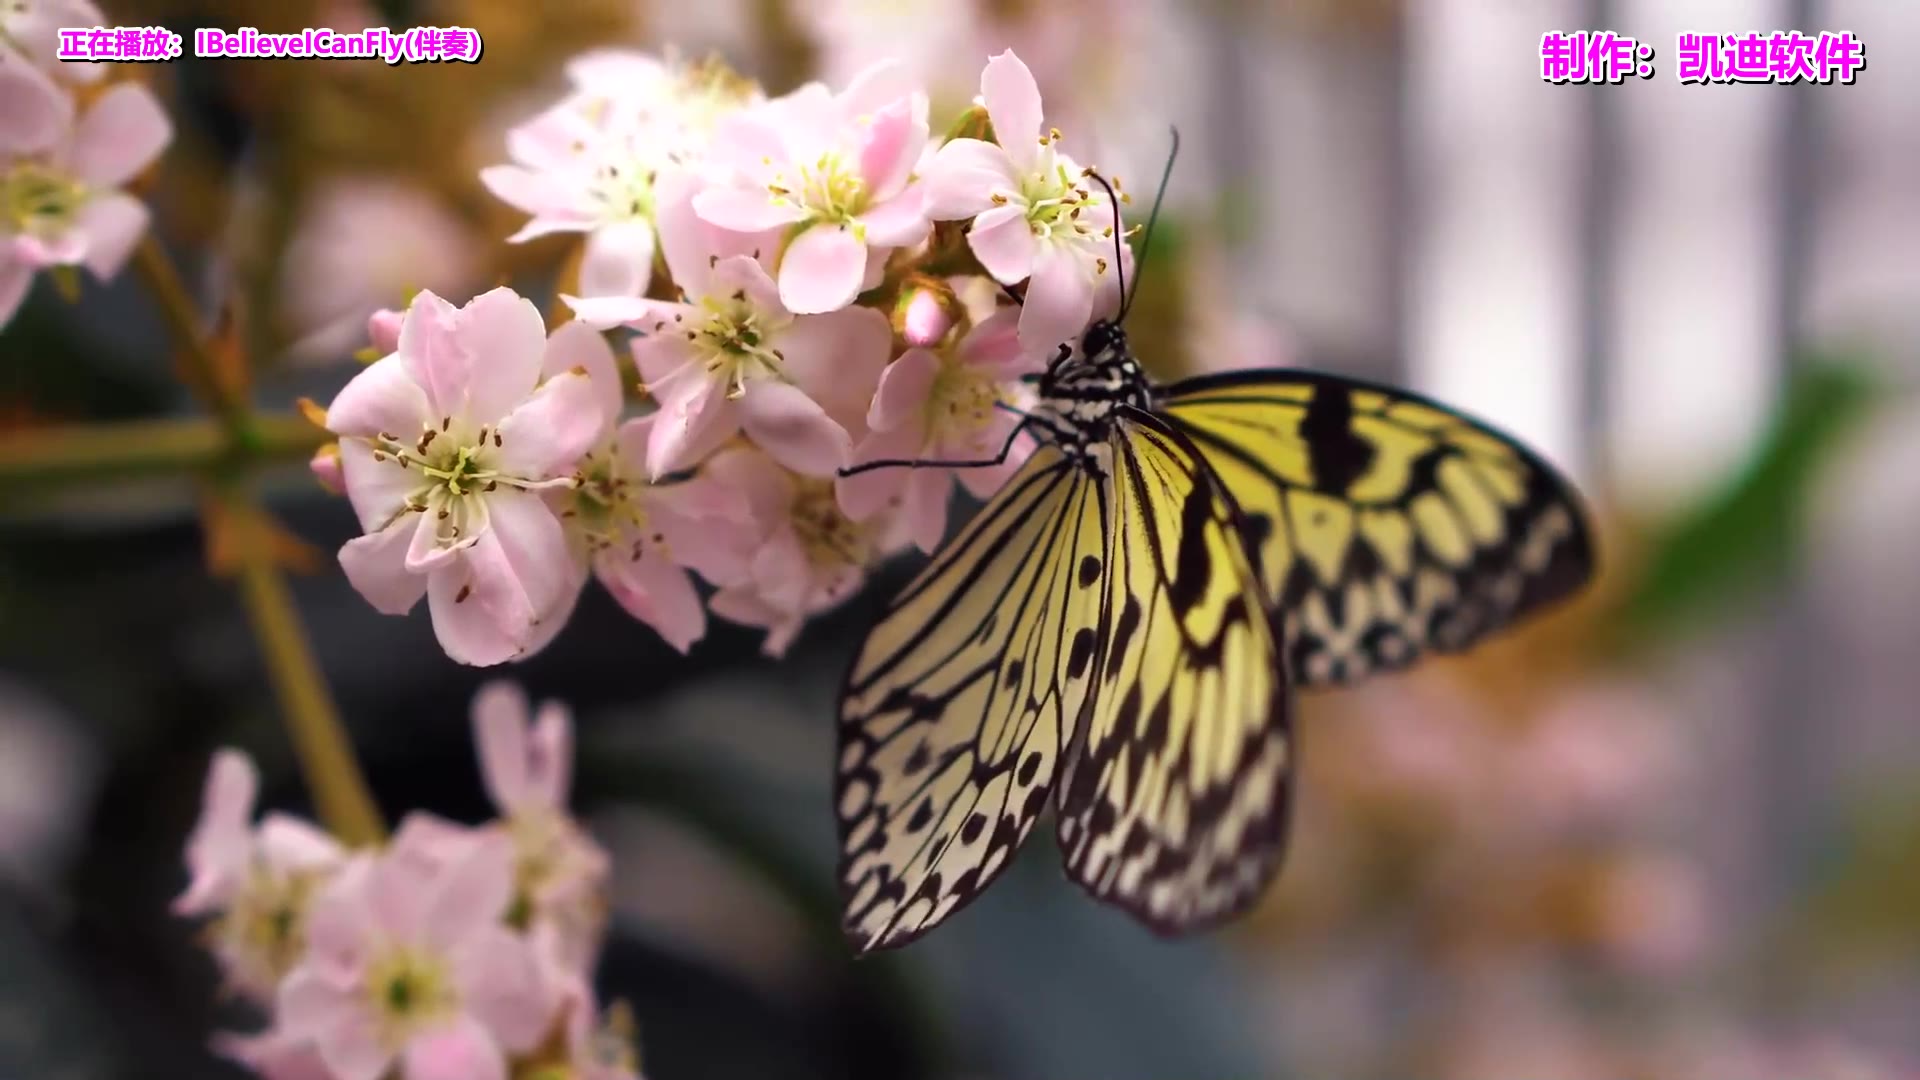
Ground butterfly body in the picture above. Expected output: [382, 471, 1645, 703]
[835, 314, 1596, 952]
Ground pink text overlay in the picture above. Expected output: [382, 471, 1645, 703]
[56, 25, 484, 64]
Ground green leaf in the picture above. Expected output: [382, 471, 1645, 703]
[1610, 354, 1882, 648]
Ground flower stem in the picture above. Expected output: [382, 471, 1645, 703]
[0, 414, 325, 492]
[226, 490, 384, 847]
[134, 233, 385, 846]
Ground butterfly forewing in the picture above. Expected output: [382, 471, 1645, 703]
[1054, 410, 1293, 934]
[1161, 371, 1596, 687]
[837, 444, 1109, 951]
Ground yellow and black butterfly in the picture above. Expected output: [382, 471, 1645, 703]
[833, 159, 1595, 953]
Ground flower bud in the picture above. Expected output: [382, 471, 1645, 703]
[310, 442, 344, 494]
[892, 277, 960, 347]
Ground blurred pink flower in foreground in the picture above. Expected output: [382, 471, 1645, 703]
[707, 447, 891, 657]
[922, 50, 1124, 354]
[0, 0, 105, 84]
[622, 187, 890, 478]
[541, 319, 756, 652]
[0, 81, 170, 325]
[277, 823, 554, 1080]
[175, 750, 346, 1003]
[279, 178, 482, 364]
[695, 60, 930, 314]
[471, 681, 611, 973]
[838, 308, 1040, 552]
[325, 288, 605, 666]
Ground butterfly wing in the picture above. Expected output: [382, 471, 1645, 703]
[1054, 409, 1293, 934]
[837, 444, 1109, 951]
[1161, 370, 1596, 687]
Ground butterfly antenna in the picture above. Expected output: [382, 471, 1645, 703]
[1124, 126, 1180, 322]
[1083, 169, 1129, 319]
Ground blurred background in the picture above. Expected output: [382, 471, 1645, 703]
[3, 1, 1918, 1078]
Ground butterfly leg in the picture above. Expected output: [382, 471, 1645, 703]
[837, 418, 1030, 478]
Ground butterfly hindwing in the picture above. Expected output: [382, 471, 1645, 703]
[837, 445, 1109, 951]
[1054, 409, 1294, 933]
[1161, 371, 1596, 687]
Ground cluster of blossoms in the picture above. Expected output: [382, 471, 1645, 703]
[0, 0, 171, 326]
[175, 684, 639, 1080]
[319, 48, 1132, 664]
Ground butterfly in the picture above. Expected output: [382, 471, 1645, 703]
[832, 151, 1596, 953]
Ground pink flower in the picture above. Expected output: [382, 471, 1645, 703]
[277, 821, 555, 1080]
[707, 447, 891, 657]
[694, 61, 930, 314]
[546, 976, 644, 1080]
[212, 1029, 337, 1080]
[921, 50, 1126, 353]
[175, 750, 346, 1004]
[366, 307, 403, 354]
[470, 681, 611, 974]
[617, 185, 890, 478]
[279, 178, 481, 364]
[541, 320, 756, 651]
[325, 288, 606, 667]
[897, 283, 954, 347]
[838, 308, 1040, 552]
[480, 51, 759, 306]
[0, 0, 107, 84]
[0, 55, 69, 154]
[0, 81, 171, 326]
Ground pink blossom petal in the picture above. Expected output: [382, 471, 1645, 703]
[173, 749, 257, 916]
[255, 814, 344, 871]
[702, 112, 789, 182]
[646, 378, 737, 479]
[452, 925, 551, 1052]
[0, 259, 31, 327]
[281, 972, 392, 1080]
[485, 487, 578, 632]
[855, 99, 916, 197]
[428, 531, 536, 667]
[835, 422, 922, 522]
[641, 474, 758, 588]
[562, 294, 657, 329]
[367, 308, 403, 354]
[541, 320, 623, 426]
[981, 51, 1044, 172]
[708, 587, 803, 658]
[596, 548, 706, 653]
[966, 204, 1038, 284]
[212, 1029, 337, 1080]
[74, 191, 146, 279]
[337, 440, 417, 535]
[900, 289, 952, 348]
[839, 60, 918, 119]
[655, 169, 776, 293]
[472, 681, 532, 812]
[630, 321, 699, 386]
[923, 139, 1018, 219]
[479, 165, 576, 220]
[493, 370, 604, 477]
[0, 64, 68, 154]
[693, 186, 807, 234]
[506, 214, 592, 244]
[856, 190, 928, 249]
[422, 833, 515, 951]
[740, 380, 852, 476]
[777, 225, 867, 314]
[702, 447, 793, 522]
[517, 560, 585, 660]
[338, 519, 427, 616]
[956, 308, 1034, 378]
[902, 468, 952, 553]
[68, 82, 171, 188]
[1018, 245, 1097, 355]
[706, 255, 787, 317]
[528, 701, 573, 808]
[867, 347, 939, 431]
[455, 288, 549, 426]
[955, 415, 1036, 500]
[401, 1017, 506, 1080]
[776, 306, 890, 439]
[749, 527, 812, 613]
[397, 291, 468, 421]
[577, 220, 655, 301]
[326, 353, 430, 439]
